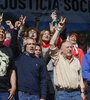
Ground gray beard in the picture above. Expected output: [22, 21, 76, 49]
[67, 53, 72, 57]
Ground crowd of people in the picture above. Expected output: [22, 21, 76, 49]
[0, 10, 90, 100]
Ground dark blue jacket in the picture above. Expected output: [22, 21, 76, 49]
[15, 53, 47, 99]
[82, 51, 90, 83]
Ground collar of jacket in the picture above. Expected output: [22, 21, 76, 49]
[23, 52, 36, 57]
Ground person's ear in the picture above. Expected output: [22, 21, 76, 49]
[60, 48, 63, 54]
[23, 45, 26, 51]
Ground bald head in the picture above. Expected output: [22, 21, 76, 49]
[61, 41, 72, 57]
[61, 40, 72, 48]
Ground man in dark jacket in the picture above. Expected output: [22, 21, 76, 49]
[10, 30, 47, 100]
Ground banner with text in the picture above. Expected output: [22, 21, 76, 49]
[0, 0, 90, 32]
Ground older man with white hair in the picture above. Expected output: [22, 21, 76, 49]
[49, 17, 85, 100]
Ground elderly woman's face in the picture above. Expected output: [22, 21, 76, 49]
[69, 35, 77, 45]
[28, 29, 37, 40]
[42, 31, 50, 43]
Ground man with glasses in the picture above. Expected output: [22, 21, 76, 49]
[49, 17, 85, 100]
[10, 29, 47, 100]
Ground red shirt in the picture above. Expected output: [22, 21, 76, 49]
[72, 47, 84, 66]
[3, 39, 11, 47]
[42, 36, 63, 49]
[57, 37, 63, 49]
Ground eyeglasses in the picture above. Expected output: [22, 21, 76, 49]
[28, 31, 37, 34]
[26, 43, 35, 46]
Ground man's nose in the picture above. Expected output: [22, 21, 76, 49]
[32, 33, 34, 37]
[69, 47, 72, 50]
[30, 44, 35, 47]
[31, 44, 33, 47]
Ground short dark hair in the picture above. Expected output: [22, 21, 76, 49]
[23, 37, 36, 46]
[36, 43, 42, 51]
[26, 27, 39, 42]
[69, 31, 78, 39]
[23, 37, 36, 51]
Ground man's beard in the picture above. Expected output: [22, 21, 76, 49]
[67, 52, 72, 57]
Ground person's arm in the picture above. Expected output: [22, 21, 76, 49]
[6, 20, 14, 29]
[10, 29, 20, 58]
[51, 10, 57, 21]
[50, 10, 58, 35]
[5, 20, 14, 35]
[42, 49, 51, 65]
[50, 16, 66, 48]
[8, 70, 16, 100]
[35, 13, 40, 29]
[50, 11, 66, 48]
[80, 69, 86, 100]
[49, 17, 66, 64]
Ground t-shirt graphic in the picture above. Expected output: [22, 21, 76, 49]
[0, 51, 9, 76]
